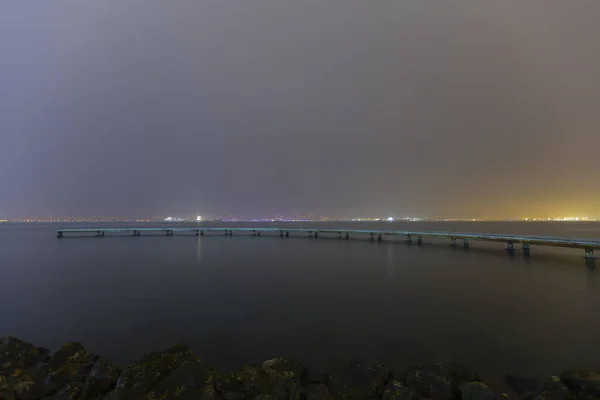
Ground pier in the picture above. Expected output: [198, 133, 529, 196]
[56, 227, 600, 259]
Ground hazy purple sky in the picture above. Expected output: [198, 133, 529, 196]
[1, 1, 599, 219]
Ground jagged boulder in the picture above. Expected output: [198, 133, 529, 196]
[104, 343, 208, 400]
[0, 340, 100, 400]
[233, 357, 306, 399]
[0, 337, 50, 400]
[147, 359, 222, 399]
[506, 374, 584, 400]
[533, 376, 577, 400]
[506, 375, 542, 399]
[303, 383, 333, 400]
[382, 380, 419, 400]
[560, 370, 600, 400]
[325, 360, 392, 399]
[460, 381, 500, 400]
[0, 337, 49, 374]
[404, 363, 479, 400]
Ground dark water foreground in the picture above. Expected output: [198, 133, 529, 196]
[2, 337, 599, 400]
[2, 222, 600, 390]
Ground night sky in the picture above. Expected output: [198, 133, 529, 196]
[2, 1, 599, 219]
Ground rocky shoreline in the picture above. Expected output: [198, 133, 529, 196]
[1, 337, 599, 400]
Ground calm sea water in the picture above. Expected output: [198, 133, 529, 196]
[1, 221, 599, 385]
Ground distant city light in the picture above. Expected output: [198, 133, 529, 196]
[164, 216, 186, 222]
[387, 217, 394, 222]
[196, 216, 202, 221]
[522, 216, 594, 222]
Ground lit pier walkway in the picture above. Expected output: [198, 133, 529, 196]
[56, 227, 600, 259]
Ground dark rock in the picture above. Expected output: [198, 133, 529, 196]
[148, 359, 220, 400]
[505, 375, 542, 399]
[214, 373, 244, 396]
[234, 357, 306, 400]
[76, 357, 120, 399]
[461, 382, 499, 400]
[404, 363, 479, 400]
[325, 360, 392, 399]
[506, 375, 578, 400]
[303, 383, 333, 400]
[382, 380, 419, 400]
[44, 381, 85, 400]
[381, 381, 420, 400]
[0, 341, 97, 400]
[40, 342, 98, 398]
[105, 343, 200, 399]
[560, 370, 600, 399]
[534, 376, 577, 400]
[221, 391, 245, 400]
[0, 370, 38, 400]
[0, 337, 49, 374]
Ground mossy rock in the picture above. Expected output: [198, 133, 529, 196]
[303, 383, 334, 400]
[0, 337, 49, 374]
[147, 359, 219, 399]
[325, 360, 392, 399]
[74, 357, 120, 399]
[404, 363, 479, 400]
[235, 357, 306, 399]
[461, 382, 500, 400]
[382, 380, 419, 400]
[560, 370, 600, 399]
[0, 373, 37, 400]
[106, 343, 199, 399]
[40, 342, 98, 397]
[505, 374, 542, 399]
[44, 381, 85, 399]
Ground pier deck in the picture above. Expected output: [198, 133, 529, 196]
[56, 227, 600, 259]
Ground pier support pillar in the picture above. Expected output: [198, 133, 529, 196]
[451, 237, 457, 247]
[523, 243, 530, 256]
[100, 231, 104, 237]
[257, 231, 260, 236]
[280, 231, 284, 237]
[57, 232, 63, 238]
[224, 230, 229, 236]
[314, 232, 318, 239]
[417, 236, 422, 245]
[345, 232, 349, 240]
[506, 241, 515, 253]
[463, 239, 470, 249]
[195, 230, 199, 236]
[200, 231, 204, 236]
[370, 233, 374, 241]
[378, 234, 382, 242]
[584, 248, 597, 259]
[286, 231, 289, 237]
[229, 230, 233, 236]
[406, 235, 412, 244]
